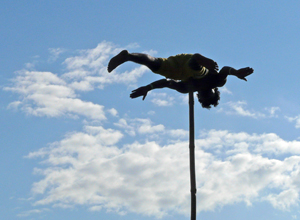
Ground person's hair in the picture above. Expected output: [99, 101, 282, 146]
[197, 88, 220, 109]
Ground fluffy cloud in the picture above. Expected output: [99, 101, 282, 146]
[286, 115, 300, 129]
[26, 125, 300, 217]
[17, 208, 50, 217]
[4, 70, 106, 120]
[218, 101, 282, 119]
[221, 101, 266, 118]
[4, 41, 148, 119]
[62, 41, 149, 90]
[6, 42, 300, 218]
[218, 86, 232, 95]
[48, 48, 66, 62]
[150, 92, 175, 106]
[265, 106, 281, 118]
[114, 118, 188, 141]
[114, 118, 165, 137]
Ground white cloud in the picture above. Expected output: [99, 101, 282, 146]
[219, 86, 232, 94]
[107, 108, 118, 117]
[7, 101, 22, 110]
[62, 41, 149, 90]
[219, 101, 266, 118]
[4, 70, 106, 120]
[4, 41, 149, 119]
[63, 42, 114, 71]
[7, 42, 300, 218]
[219, 102, 282, 119]
[150, 92, 175, 106]
[48, 48, 66, 62]
[25, 62, 36, 70]
[147, 110, 155, 115]
[17, 208, 50, 217]
[178, 93, 189, 105]
[265, 106, 281, 117]
[136, 118, 165, 134]
[286, 115, 300, 129]
[199, 129, 300, 156]
[264, 189, 299, 211]
[26, 125, 300, 217]
[114, 118, 136, 136]
[114, 118, 165, 136]
[167, 129, 189, 139]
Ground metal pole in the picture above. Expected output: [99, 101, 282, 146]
[189, 92, 197, 220]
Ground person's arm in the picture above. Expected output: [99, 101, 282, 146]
[130, 79, 189, 100]
[221, 67, 254, 81]
[191, 53, 219, 71]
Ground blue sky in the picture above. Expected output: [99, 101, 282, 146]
[1, 1, 300, 219]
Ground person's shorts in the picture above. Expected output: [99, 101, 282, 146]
[153, 54, 208, 81]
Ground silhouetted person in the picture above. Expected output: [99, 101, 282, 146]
[108, 50, 253, 108]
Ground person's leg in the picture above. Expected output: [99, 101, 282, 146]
[129, 53, 161, 72]
[107, 50, 161, 73]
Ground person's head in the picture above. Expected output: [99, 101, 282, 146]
[197, 88, 220, 109]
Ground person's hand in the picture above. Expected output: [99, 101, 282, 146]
[130, 86, 149, 100]
[235, 67, 254, 81]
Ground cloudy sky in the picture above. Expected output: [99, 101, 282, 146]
[2, 1, 300, 220]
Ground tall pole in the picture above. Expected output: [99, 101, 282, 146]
[189, 91, 197, 220]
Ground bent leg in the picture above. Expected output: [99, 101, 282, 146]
[107, 50, 161, 73]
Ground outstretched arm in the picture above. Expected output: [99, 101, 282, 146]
[219, 67, 254, 81]
[192, 66, 254, 89]
[130, 79, 189, 100]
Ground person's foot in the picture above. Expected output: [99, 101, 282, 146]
[107, 50, 129, 72]
[235, 67, 254, 81]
